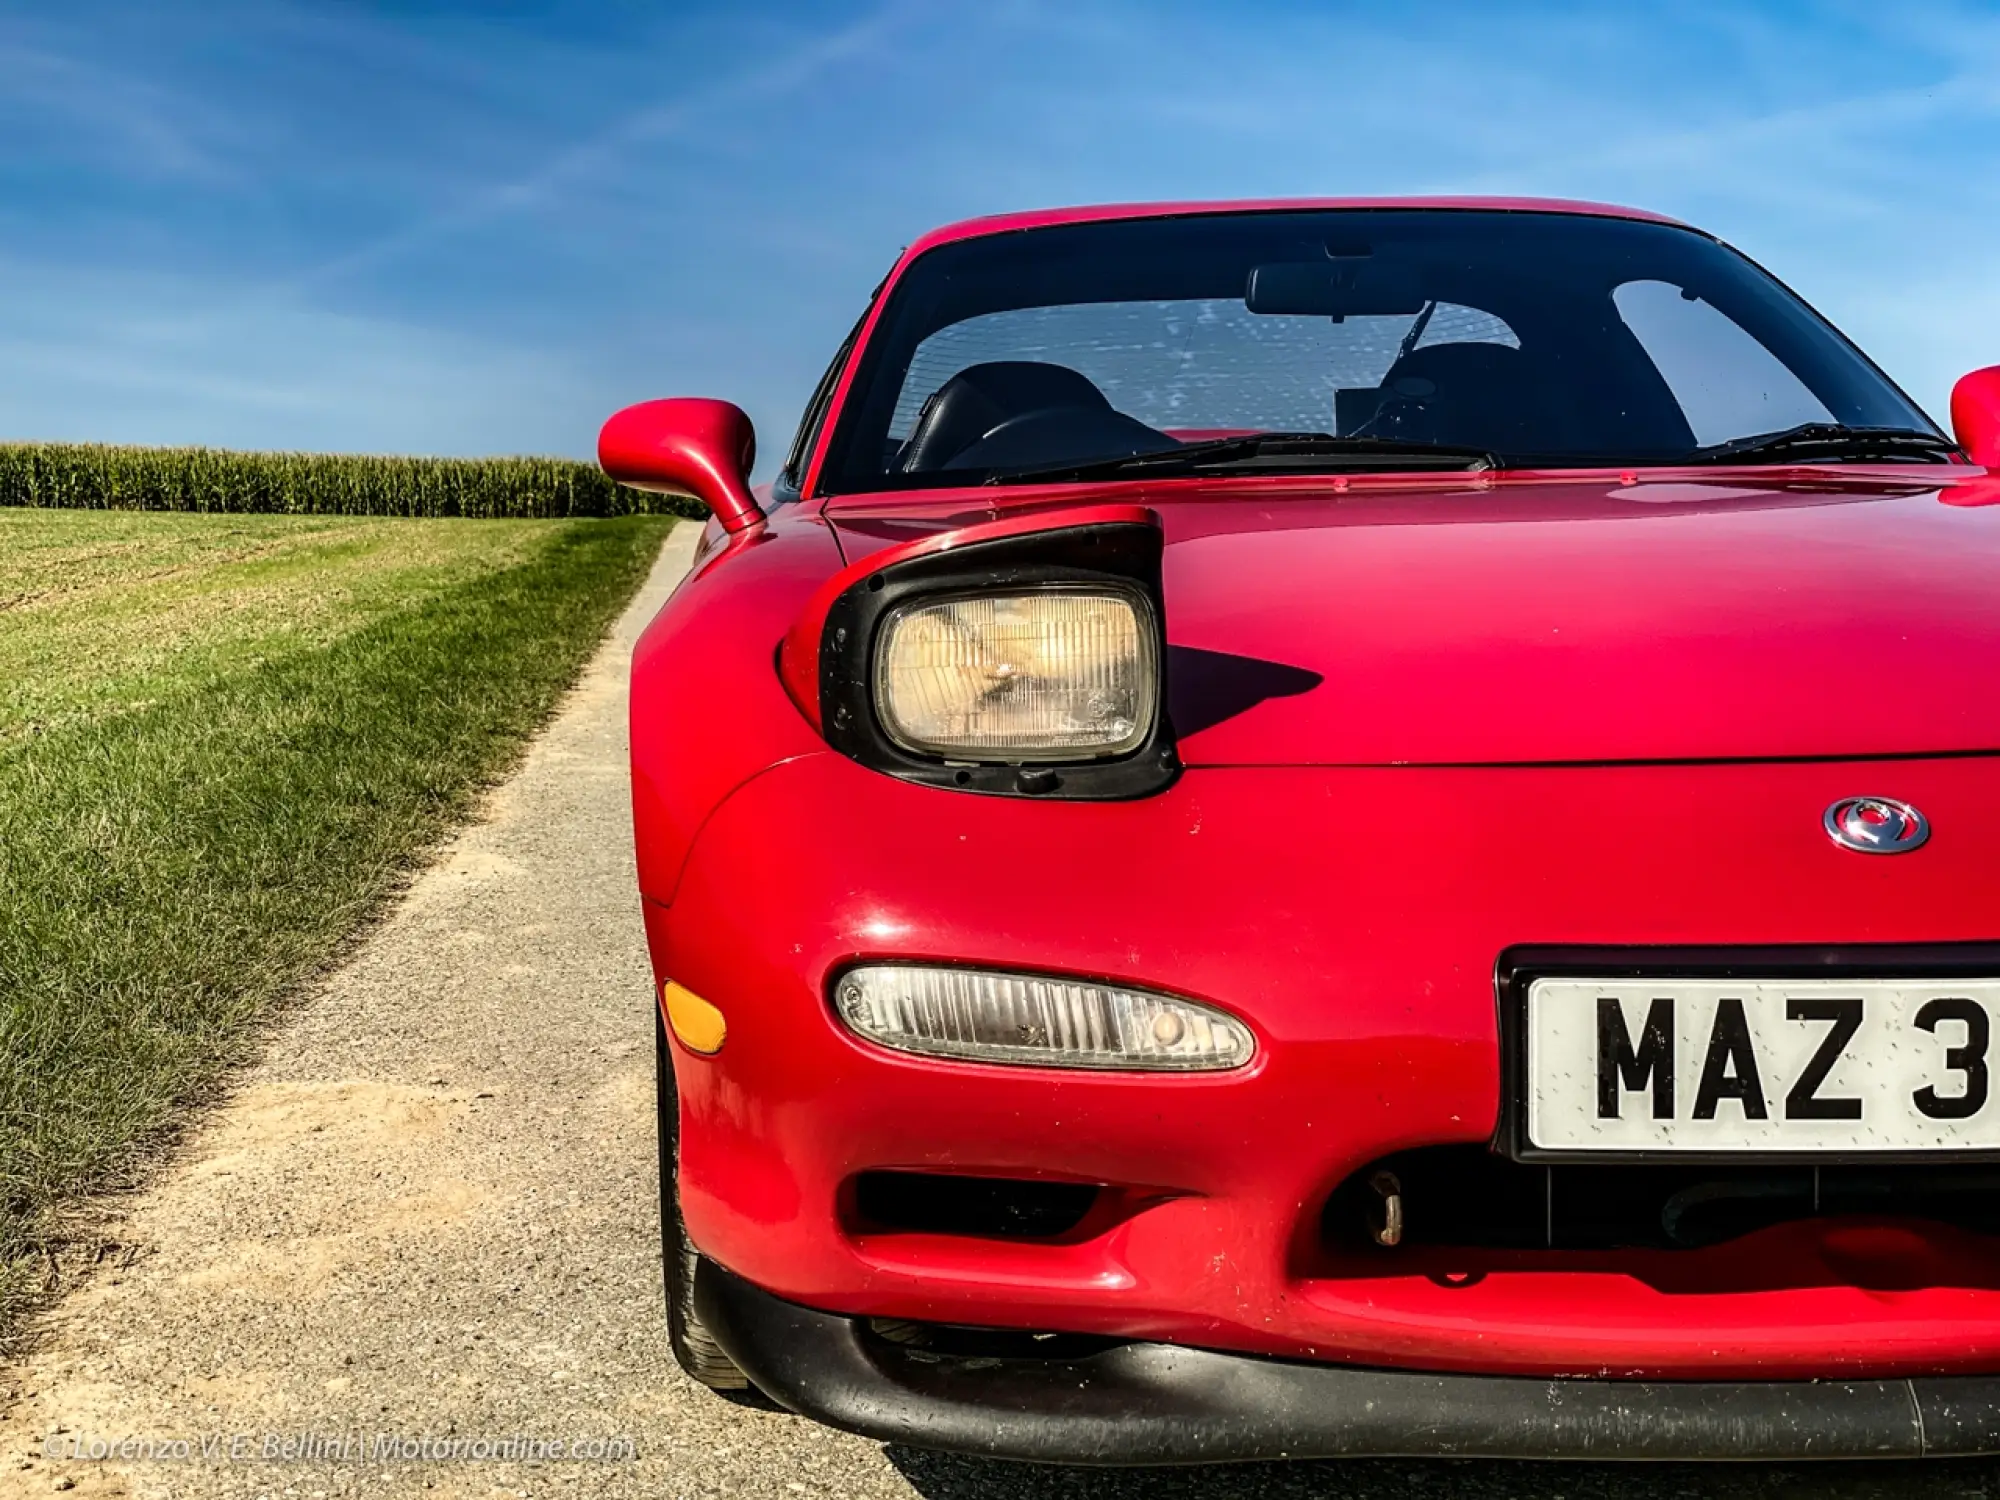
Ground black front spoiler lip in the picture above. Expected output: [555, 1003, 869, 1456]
[695, 1260, 2000, 1464]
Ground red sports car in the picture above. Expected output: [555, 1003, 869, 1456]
[601, 197, 2000, 1464]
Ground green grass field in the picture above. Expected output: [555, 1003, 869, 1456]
[0, 509, 673, 1328]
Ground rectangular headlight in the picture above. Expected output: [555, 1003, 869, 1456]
[834, 965, 1253, 1072]
[873, 588, 1157, 761]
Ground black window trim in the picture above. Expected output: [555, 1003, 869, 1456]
[776, 268, 894, 502]
[811, 207, 1945, 496]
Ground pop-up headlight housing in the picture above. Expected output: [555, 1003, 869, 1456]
[784, 507, 1177, 799]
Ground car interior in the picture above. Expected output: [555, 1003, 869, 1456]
[889, 329, 1669, 476]
[895, 360, 1183, 474]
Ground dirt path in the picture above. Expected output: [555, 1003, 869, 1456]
[2, 525, 1989, 1500]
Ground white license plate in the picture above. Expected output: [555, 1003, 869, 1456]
[1526, 977, 2000, 1153]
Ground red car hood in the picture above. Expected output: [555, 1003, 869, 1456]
[824, 468, 2000, 767]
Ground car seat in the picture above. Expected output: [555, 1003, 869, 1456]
[898, 362, 1116, 472]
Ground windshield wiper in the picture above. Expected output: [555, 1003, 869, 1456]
[1689, 423, 1960, 466]
[983, 432, 1498, 486]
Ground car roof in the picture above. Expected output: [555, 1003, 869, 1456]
[903, 197, 1692, 259]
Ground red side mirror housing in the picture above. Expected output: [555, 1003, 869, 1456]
[1951, 366, 2000, 469]
[598, 398, 763, 533]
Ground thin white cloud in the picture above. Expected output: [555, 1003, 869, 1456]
[1476, 71, 2000, 211]
[0, 36, 247, 183]
[277, 0, 922, 295]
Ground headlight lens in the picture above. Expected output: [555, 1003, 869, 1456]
[873, 589, 1156, 761]
[834, 965, 1254, 1072]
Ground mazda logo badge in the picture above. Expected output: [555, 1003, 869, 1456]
[1824, 796, 1929, 855]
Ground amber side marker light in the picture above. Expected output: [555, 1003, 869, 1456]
[663, 981, 726, 1055]
[834, 965, 1252, 1071]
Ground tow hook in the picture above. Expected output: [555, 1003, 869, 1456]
[1367, 1170, 1404, 1247]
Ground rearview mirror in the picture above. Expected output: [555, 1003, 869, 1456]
[1951, 367, 2000, 468]
[1245, 261, 1426, 318]
[598, 398, 763, 533]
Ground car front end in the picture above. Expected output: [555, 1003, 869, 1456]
[608, 198, 2000, 1462]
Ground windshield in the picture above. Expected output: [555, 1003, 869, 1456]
[816, 209, 1940, 492]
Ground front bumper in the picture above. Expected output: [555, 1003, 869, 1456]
[696, 1259, 2000, 1463]
[654, 751, 2000, 1381]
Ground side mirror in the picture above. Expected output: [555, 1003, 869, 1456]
[1951, 366, 2000, 468]
[598, 398, 763, 533]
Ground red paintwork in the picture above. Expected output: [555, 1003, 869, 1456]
[1954, 366, 2000, 467]
[660, 748, 2000, 1378]
[904, 196, 1687, 260]
[599, 398, 763, 533]
[618, 199, 2000, 1384]
[824, 468, 2000, 766]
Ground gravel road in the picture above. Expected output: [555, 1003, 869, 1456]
[4, 524, 1997, 1500]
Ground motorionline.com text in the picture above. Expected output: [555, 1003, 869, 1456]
[43, 1431, 638, 1463]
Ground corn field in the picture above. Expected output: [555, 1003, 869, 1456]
[0, 442, 705, 520]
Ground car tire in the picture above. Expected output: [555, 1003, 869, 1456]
[656, 1008, 750, 1391]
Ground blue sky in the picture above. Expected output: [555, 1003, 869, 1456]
[2, 0, 1995, 474]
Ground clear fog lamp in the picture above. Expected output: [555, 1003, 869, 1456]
[835, 965, 1254, 1072]
[872, 588, 1157, 761]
